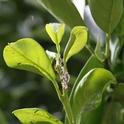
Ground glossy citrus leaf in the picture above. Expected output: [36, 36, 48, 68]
[72, 0, 85, 19]
[84, 6, 105, 43]
[64, 26, 88, 62]
[65, 55, 104, 124]
[71, 68, 117, 124]
[37, 0, 84, 28]
[13, 108, 63, 124]
[81, 101, 104, 124]
[88, 0, 123, 33]
[112, 83, 124, 105]
[46, 23, 65, 45]
[70, 55, 104, 101]
[114, 9, 124, 37]
[3, 38, 56, 82]
[101, 102, 124, 124]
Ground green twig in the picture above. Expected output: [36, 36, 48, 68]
[85, 45, 103, 62]
[105, 33, 111, 58]
[52, 80, 74, 124]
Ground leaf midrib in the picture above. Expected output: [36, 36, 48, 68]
[9, 44, 54, 81]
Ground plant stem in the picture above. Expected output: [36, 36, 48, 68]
[105, 33, 111, 58]
[56, 44, 61, 54]
[85, 45, 94, 55]
[62, 92, 75, 124]
[85, 45, 103, 62]
[52, 80, 74, 124]
[52, 80, 62, 101]
[54, 44, 74, 124]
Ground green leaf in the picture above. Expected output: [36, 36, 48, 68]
[46, 23, 65, 45]
[64, 26, 88, 62]
[37, 0, 84, 28]
[13, 108, 63, 124]
[3, 38, 56, 82]
[84, 6, 105, 42]
[71, 68, 117, 124]
[101, 102, 124, 124]
[88, 0, 123, 33]
[114, 9, 124, 37]
[81, 100, 104, 124]
[65, 55, 103, 124]
[113, 83, 124, 105]
[70, 55, 104, 101]
[72, 0, 85, 19]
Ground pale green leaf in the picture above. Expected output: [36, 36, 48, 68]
[13, 108, 63, 124]
[64, 26, 88, 62]
[46, 23, 65, 44]
[88, 0, 123, 33]
[3, 38, 56, 81]
[71, 68, 117, 124]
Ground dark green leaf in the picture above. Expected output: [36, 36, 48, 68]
[70, 55, 104, 100]
[81, 100, 104, 124]
[37, 0, 84, 28]
[84, 6, 105, 42]
[13, 108, 63, 124]
[88, 0, 123, 33]
[112, 83, 124, 104]
[3, 38, 56, 82]
[71, 0, 85, 19]
[114, 9, 124, 37]
[72, 68, 117, 124]
[65, 55, 103, 124]
[101, 102, 124, 124]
